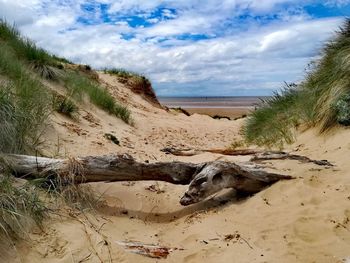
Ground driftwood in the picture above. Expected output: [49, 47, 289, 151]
[3, 154, 199, 184]
[2, 154, 292, 205]
[161, 147, 334, 167]
[161, 147, 261, 156]
[115, 241, 182, 259]
[180, 161, 293, 205]
[250, 151, 334, 166]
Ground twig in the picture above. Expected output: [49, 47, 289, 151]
[97, 222, 107, 232]
[239, 236, 253, 250]
[78, 253, 92, 263]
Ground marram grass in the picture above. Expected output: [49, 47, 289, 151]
[243, 18, 350, 148]
[64, 72, 131, 123]
[0, 20, 130, 251]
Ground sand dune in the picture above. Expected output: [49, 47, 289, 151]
[10, 73, 350, 263]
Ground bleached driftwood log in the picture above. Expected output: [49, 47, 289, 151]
[179, 161, 293, 205]
[161, 147, 262, 156]
[2, 154, 293, 205]
[161, 147, 334, 166]
[2, 154, 199, 184]
[250, 151, 334, 166]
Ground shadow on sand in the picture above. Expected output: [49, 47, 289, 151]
[98, 189, 252, 223]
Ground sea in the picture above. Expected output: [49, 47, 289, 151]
[158, 96, 266, 109]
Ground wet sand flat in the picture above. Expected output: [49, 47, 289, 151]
[159, 96, 263, 118]
[184, 107, 253, 118]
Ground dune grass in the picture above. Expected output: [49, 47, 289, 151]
[104, 68, 151, 85]
[305, 20, 350, 132]
[64, 72, 131, 123]
[104, 68, 152, 92]
[0, 172, 48, 261]
[243, 18, 350, 148]
[0, 175, 47, 239]
[0, 21, 110, 246]
[0, 44, 51, 154]
[0, 21, 53, 248]
[243, 85, 302, 148]
[47, 179, 103, 211]
[0, 20, 63, 80]
[1, 21, 131, 125]
[53, 94, 79, 119]
[0, 21, 131, 150]
[104, 68, 140, 78]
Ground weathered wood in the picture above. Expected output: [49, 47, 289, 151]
[251, 151, 334, 166]
[2, 154, 293, 205]
[161, 147, 200, 156]
[161, 147, 262, 156]
[207, 149, 262, 155]
[3, 154, 199, 184]
[161, 147, 334, 167]
[180, 161, 293, 205]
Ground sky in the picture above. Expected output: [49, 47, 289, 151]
[0, 1, 349, 96]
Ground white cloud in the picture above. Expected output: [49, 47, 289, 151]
[325, 0, 350, 6]
[0, 0, 347, 95]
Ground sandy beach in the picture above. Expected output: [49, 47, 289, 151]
[8, 72, 349, 263]
[184, 107, 252, 119]
[159, 96, 263, 119]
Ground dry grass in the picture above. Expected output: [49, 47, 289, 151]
[0, 172, 48, 260]
[41, 158, 104, 211]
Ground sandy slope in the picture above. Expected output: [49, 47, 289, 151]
[9, 73, 350, 263]
[42, 73, 242, 161]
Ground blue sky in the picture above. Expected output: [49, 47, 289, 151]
[0, 0, 349, 96]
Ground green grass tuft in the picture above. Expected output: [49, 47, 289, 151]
[104, 133, 120, 145]
[114, 103, 132, 123]
[104, 68, 158, 106]
[103, 68, 137, 78]
[104, 68, 152, 91]
[53, 95, 79, 118]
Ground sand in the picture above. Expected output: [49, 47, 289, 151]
[184, 107, 252, 119]
[8, 73, 350, 263]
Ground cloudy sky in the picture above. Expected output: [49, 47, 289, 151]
[0, 0, 349, 96]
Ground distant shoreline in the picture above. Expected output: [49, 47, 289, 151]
[159, 96, 265, 118]
[158, 95, 269, 98]
[163, 106, 254, 109]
